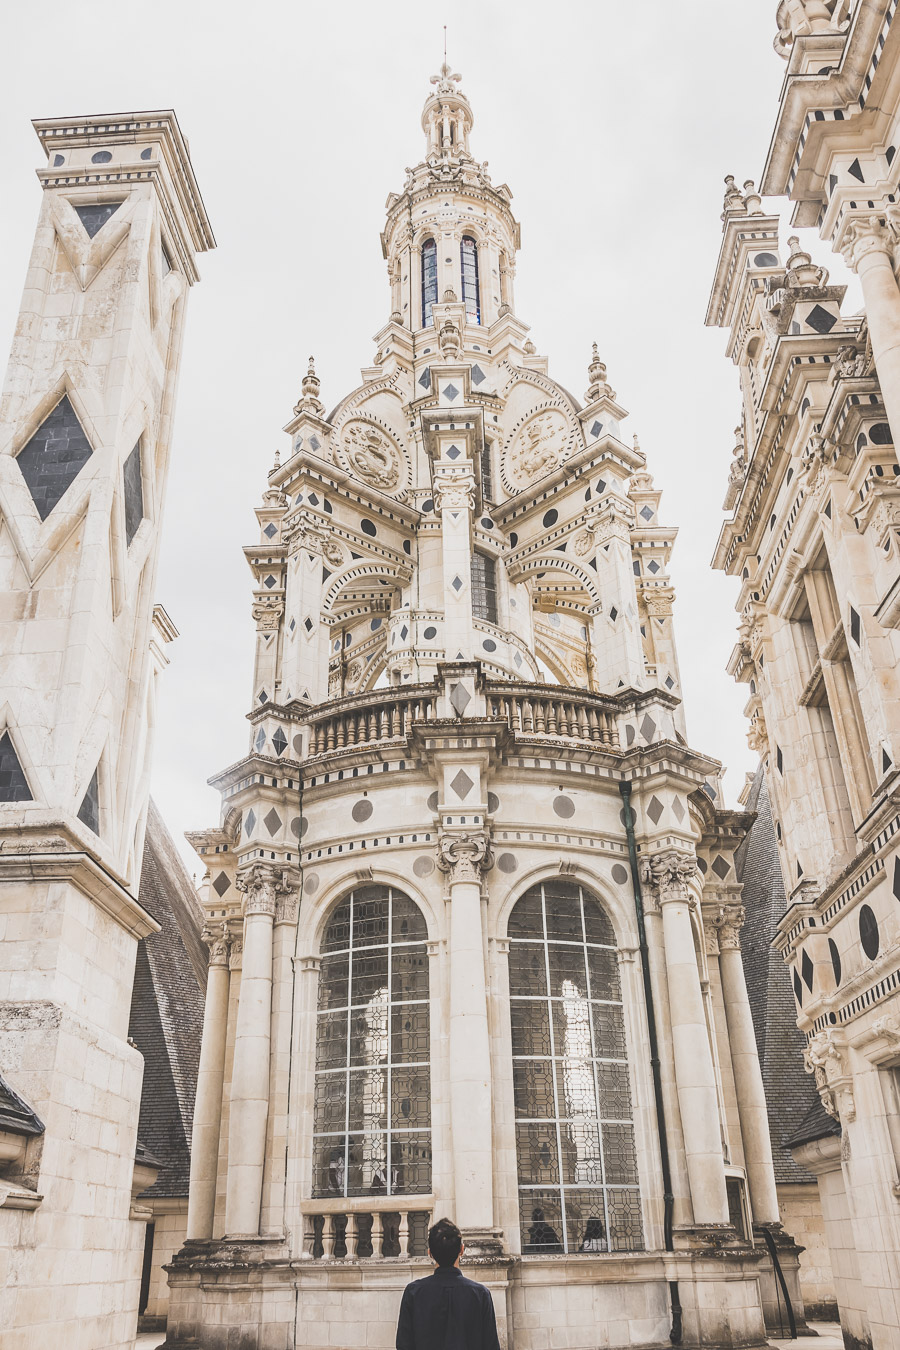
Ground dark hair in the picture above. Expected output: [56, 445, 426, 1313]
[428, 1217, 462, 1267]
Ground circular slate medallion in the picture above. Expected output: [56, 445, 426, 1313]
[497, 853, 518, 873]
[413, 856, 435, 878]
[427, 791, 439, 812]
[487, 792, 500, 814]
[303, 873, 319, 894]
[611, 864, 629, 885]
[352, 799, 373, 823]
[553, 796, 575, 819]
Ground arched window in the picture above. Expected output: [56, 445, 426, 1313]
[508, 880, 643, 1254]
[460, 236, 480, 323]
[313, 885, 431, 1199]
[421, 239, 438, 327]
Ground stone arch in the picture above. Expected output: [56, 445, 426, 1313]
[509, 554, 602, 610]
[322, 561, 411, 615]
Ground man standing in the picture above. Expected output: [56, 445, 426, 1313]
[395, 1218, 502, 1350]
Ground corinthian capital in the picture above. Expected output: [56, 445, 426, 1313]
[840, 215, 894, 272]
[202, 924, 230, 968]
[236, 862, 300, 918]
[433, 467, 475, 514]
[437, 829, 493, 882]
[712, 903, 745, 951]
[639, 849, 699, 904]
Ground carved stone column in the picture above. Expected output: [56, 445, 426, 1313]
[186, 925, 231, 1240]
[715, 903, 780, 1226]
[587, 506, 646, 692]
[842, 216, 900, 448]
[434, 466, 476, 662]
[642, 850, 730, 1227]
[437, 828, 498, 1244]
[224, 863, 282, 1237]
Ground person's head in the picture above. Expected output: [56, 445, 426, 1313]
[428, 1217, 463, 1267]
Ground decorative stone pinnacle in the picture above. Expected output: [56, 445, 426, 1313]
[722, 174, 746, 217]
[743, 180, 762, 214]
[586, 345, 615, 402]
[294, 354, 325, 417]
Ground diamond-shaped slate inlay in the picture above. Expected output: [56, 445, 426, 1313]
[609, 606, 618, 622]
[264, 807, 282, 837]
[0, 731, 32, 802]
[73, 201, 121, 239]
[304, 617, 314, 633]
[805, 304, 838, 335]
[77, 768, 100, 835]
[123, 441, 144, 547]
[451, 769, 474, 800]
[418, 367, 431, 389]
[263, 522, 277, 539]
[449, 682, 471, 716]
[213, 872, 232, 898]
[648, 559, 660, 573]
[16, 395, 93, 521]
[801, 948, 814, 992]
[711, 855, 731, 880]
[264, 575, 277, 589]
[471, 364, 485, 385]
[244, 809, 257, 836]
[664, 675, 675, 690]
[444, 382, 460, 401]
[309, 435, 321, 451]
[273, 727, 287, 756]
[446, 445, 461, 460]
[451, 575, 463, 592]
[671, 796, 685, 822]
[640, 506, 654, 521]
[639, 714, 657, 742]
[646, 795, 664, 825]
[255, 727, 266, 751]
[400, 625, 409, 640]
[591, 421, 603, 438]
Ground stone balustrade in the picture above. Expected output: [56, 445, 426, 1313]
[300, 1197, 433, 1260]
[485, 682, 619, 747]
[307, 689, 439, 756]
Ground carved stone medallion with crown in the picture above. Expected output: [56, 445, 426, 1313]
[337, 418, 406, 493]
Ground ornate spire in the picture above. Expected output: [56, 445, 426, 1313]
[422, 52, 474, 161]
[293, 355, 324, 418]
[585, 344, 615, 403]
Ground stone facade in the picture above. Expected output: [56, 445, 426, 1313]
[0, 114, 213, 1349]
[708, 4, 900, 1347]
[166, 67, 807, 1350]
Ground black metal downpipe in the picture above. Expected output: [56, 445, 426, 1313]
[761, 1225, 797, 1339]
[619, 781, 683, 1345]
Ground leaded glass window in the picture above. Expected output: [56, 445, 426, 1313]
[509, 880, 644, 1254]
[480, 441, 494, 504]
[471, 551, 498, 625]
[421, 239, 438, 328]
[461, 236, 480, 323]
[313, 885, 432, 1198]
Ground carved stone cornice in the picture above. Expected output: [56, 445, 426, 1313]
[639, 850, 699, 906]
[804, 1028, 855, 1123]
[436, 828, 493, 883]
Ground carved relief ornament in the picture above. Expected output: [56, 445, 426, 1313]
[639, 850, 700, 905]
[340, 419, 403, 492]
[202, 925, 231, 968]
[436, 829, 494, 883]
[433, 469, 475, 514]
[236, 862, 301, 920]
[252, 595, 285, 632]
[507, 410, 570, 488]
[804, 1028, 855, 1122]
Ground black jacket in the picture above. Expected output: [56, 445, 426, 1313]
[396, 1266, 501, 1350]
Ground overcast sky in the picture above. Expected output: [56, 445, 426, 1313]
[0, 0, 861, 878]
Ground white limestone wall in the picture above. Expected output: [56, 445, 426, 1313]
[777, 1182, 837, 1319]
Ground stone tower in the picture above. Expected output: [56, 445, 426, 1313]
[169, 68, 801, 1350]
[0, 113, 213, 1349]
[707, 4, 900, 1347]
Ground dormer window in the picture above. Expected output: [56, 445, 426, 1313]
[421, 238, 438, 327]
[461, 236, 480, 323]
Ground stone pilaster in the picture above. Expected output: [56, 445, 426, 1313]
[186, 927, 231, 1241]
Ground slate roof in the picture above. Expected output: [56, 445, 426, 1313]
[784, 1096, 841, 1153]
[0, 1070, 44, 1136]
[734, 764, 832, 1183]
[127, 799, 206, 1198]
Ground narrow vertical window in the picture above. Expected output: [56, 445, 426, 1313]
[508, 880, 643, 1254]
[461, 236, 480, 323]
[471, 551, 498, 625]
[421, 239, 438, 328]
[480, 441, 494, 504]
[313, 885, 431, 1201]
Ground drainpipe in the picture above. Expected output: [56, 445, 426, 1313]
[619, 781, 683, 1345]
